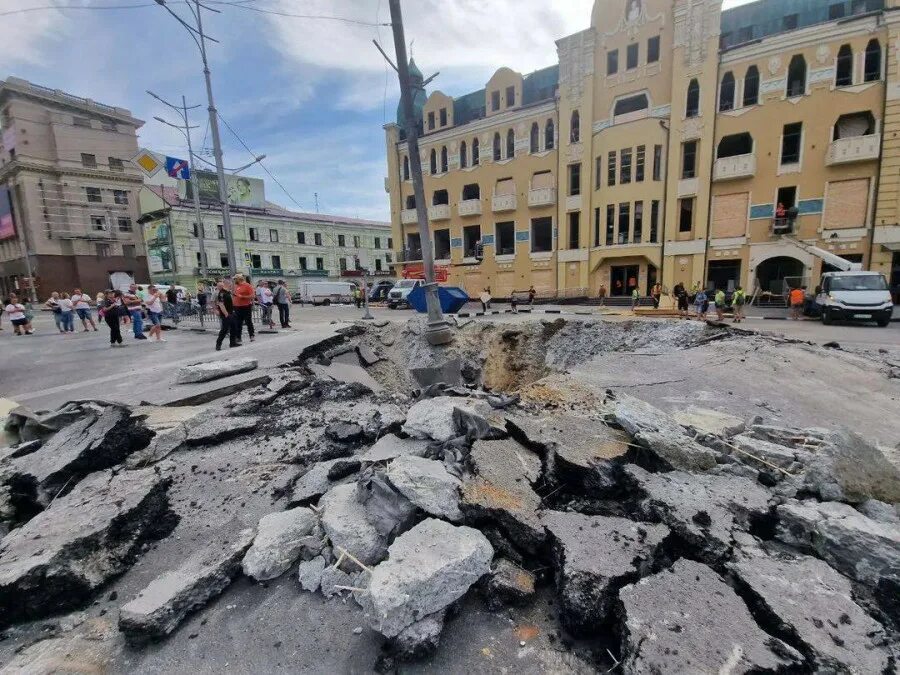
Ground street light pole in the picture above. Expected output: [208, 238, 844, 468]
[154, 0, 237, 278]
[387, 0, 452, 345]
[182, 95, 208, 281]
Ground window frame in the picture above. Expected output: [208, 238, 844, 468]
[626, 43, 639, 70]
[607, 49, 619, 76]
[647, 36, 660, 64]
[681, 140, 698, 179]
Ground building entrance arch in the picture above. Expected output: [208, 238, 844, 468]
[755, 256, 805, 295]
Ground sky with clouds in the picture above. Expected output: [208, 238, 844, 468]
[1, 0, 755, 221]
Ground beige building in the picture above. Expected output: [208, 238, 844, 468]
[384, 0, 900, 302]
[0, 77, 148, 299]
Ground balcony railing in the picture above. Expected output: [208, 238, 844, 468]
[400, 208, 417, 224]
[393, 248, 423, 263]
[428, 204, 451, 221]
[458, 199, 482, 216]
[772, 216, 796, 236]
[713, 153, 756, 181]
[492, 193, 517, 212]
[826, 133, 881, 166]
[528, 187, 556, 207]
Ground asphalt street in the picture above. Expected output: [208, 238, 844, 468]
[1, 303, 898, 413]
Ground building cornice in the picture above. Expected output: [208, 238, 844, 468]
[397, 100, 557, 152]
[720, 15, 882, 65]
[0, 77, 143, 126]
[0, 160, 144, 185]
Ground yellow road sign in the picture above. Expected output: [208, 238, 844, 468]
[132, 148, 162, 178]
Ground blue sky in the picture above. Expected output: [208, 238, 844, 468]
[1, 0, 753, 221]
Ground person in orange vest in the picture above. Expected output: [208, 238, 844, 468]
[789, 285, 806, 320]
[232, 274, 256, 342]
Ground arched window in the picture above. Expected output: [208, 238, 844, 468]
[836, 44, 853, 87]
[743, 65, 760, 106]
[440, 146, 448, 173]
[865, 39, 882, 82]
[530, 122, 539, 153]
[429, 149, 437, 175]
[787, 55, 806, 97]
[460, 141, 467, 169]
[506, 129, 515, 158]
[570, 110, 580, 143]
[472, 137, 480, 165]
[545, 119, 555, 150]
[493, 132, 501, 161]
[686, 79, 700, 118]
[402, 155, 410, 181]
[719, 72, 735, 112]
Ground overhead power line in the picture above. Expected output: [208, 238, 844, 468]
[206, 1, 391, 26]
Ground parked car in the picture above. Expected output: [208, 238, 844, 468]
[386, 279, 424, 309]
[293, 281, 355, 306]
[816, 271, 893, 327]
[368, 279, 396, 302]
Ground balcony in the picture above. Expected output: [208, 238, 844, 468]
[428, 204, 451, 221]
[528, 187, 556, 207]
[458, 199, 482, 217]
[393, 248, 423, 263]
[400, 208, 417, 225]
[826, 134, 881, 166]
[713, 153, 756, 182]
[492, 193, 517, 212]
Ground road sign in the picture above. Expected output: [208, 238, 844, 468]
[165, 156, 190, 179]
[132, 148, 163, 178]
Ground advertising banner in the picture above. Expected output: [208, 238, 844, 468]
[0, 187, 16, 240]
[183, 170, 265, 208]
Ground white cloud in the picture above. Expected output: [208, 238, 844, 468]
[0, 4, 68, 67]
[266, 0, 593, 76]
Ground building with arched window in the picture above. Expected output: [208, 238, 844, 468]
[382, 0, 900, 301]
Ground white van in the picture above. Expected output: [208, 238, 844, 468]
[817, 271, 893, 327]
[386, 279, 424, 309]
[294, 281, 355, 306]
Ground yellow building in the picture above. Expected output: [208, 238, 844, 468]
[384, 0, 900, 302]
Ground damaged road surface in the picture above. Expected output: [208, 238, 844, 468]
[0, 315, 899, 673]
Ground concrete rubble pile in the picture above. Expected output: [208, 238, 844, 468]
[0, 319, 898, 672]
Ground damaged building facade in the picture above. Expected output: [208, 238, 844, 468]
[384, 0, 900, 299]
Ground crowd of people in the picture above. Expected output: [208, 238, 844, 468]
[1, 275, 294, 349]
[670, 281, 746, 323]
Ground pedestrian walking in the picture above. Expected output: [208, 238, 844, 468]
[232, 274, 255, 342]
[165, 286, 178, 323]
[124, 284, 146, 340]
[732, 286, 746, 323]
[58, 292, 75, 332]
[275, 279, 291, 328]
[215, 279, 240, 350]
[145, 284, 166, 342]
[71, 288, 98, 331]
[104, 291, 125, 347]
[45, 291, 64, 333]
[196, 284, 208, 327]
[789, 286, 806, 320]
[674, 282, 689, 319]
[256, 280, 275, 329]
[95, 291, 106, 322]
[479, 287, 492, 313]
[714, 288, 726, 321]
[631, 287, 640, 311]
[651, 282, 662, 309]
[528, 285, 536, 306]
[694, 289, 708, 320]
[4, 294, 34, 335]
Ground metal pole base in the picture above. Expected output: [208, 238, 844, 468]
[424, 319, 453, 345]
[361, 310, 374, 320]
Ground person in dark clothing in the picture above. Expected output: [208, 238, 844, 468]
[104, 290, 124, 346]
[196, 284, 208, 327]
[673, 282, 689, 319]
[274, 279, 291, 328]
[215, 280, 240, 350]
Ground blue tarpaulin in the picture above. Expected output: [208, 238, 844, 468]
[407, 285, 469, 314]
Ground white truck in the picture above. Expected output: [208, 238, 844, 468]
[817, 271, 893, 327]
[386, 279, 424, 309]
[293, 281, 355, 306]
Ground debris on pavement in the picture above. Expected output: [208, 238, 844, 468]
[175, 358, 259, 384]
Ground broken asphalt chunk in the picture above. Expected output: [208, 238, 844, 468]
[359, 434, 429, 463]
[485, 558, 535, 609]
[0, 468, 175, 627]
[242, 507, 318, 581]
[402, 396, 500, 443]
[729, 548, 893, 673]
[289, 458, 360, 505]
[385, 454, 462, 521]
[320, 483, 389, 566]
[542, 511, 668, 633]
[10, 405, 153, 504]
[185, 416, 258, 446]
[624, 465, 771, 562]
[175, 358, 258, 384]
[119, 527, 255, 641]
[461, 439, 545, 553]
[611, 393, 719, 471]
[361, 519, 493, 640]
[619, 559, 804, 674]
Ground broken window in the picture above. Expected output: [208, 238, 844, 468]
[463, 224, 481, 258]
[717, 132, 753, 158]
[743, 66, 759, 106]
[405, 195, 416, 210]
[836, 45, 853, 87]
[653, 145, 663, 181]
[570, 110, 580, 144]
[568, 211, 580, 249]
[506, 129, 515, 159]
[614, 93, 649, 117]
[787, 55, 807, 97]
[439, 107, 447, 126]
[569, 163, 581, 196]
[430, 149, 437, 175]
[402, 155, 410, 180]
[679, 198, 694, 233]
[434, 229, 451, 260]
[606, 204, 615, 245]
[649, 200, 659, 243]
[433, 189, 449, 205]
[781, 122, 802, 164]
[460, 141, 467, 169]
[621, 148, 632, 184]
[545, 119, 555, 150]
[530, 123, 539, 153]
[462, 183, 480, 201]
[647, 36, 660, 63]
[626, 43, 639, 69]
[607, 49, 619, 75]
[686, 79, 700, 118]
[636, 145, 646, 182]
[472, 137, 480, 165]
[618, 203, 630, 244]
[491, 90, 500, 111]
[506, 85, 515, 107]
[496, 221, 515, 255]
[593, 207, 601, 246]
[493, 133, 502, 161]
[608, 151, 617, 187]
[719, 72, 735, 112]
[633, 201, 643, 244]
[682, 141, 697, 179]
[833, 111, 876, 141]
[531, 217, 553, 253]
[440, 146, 448, 173]
[865, 39, 882, 82]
